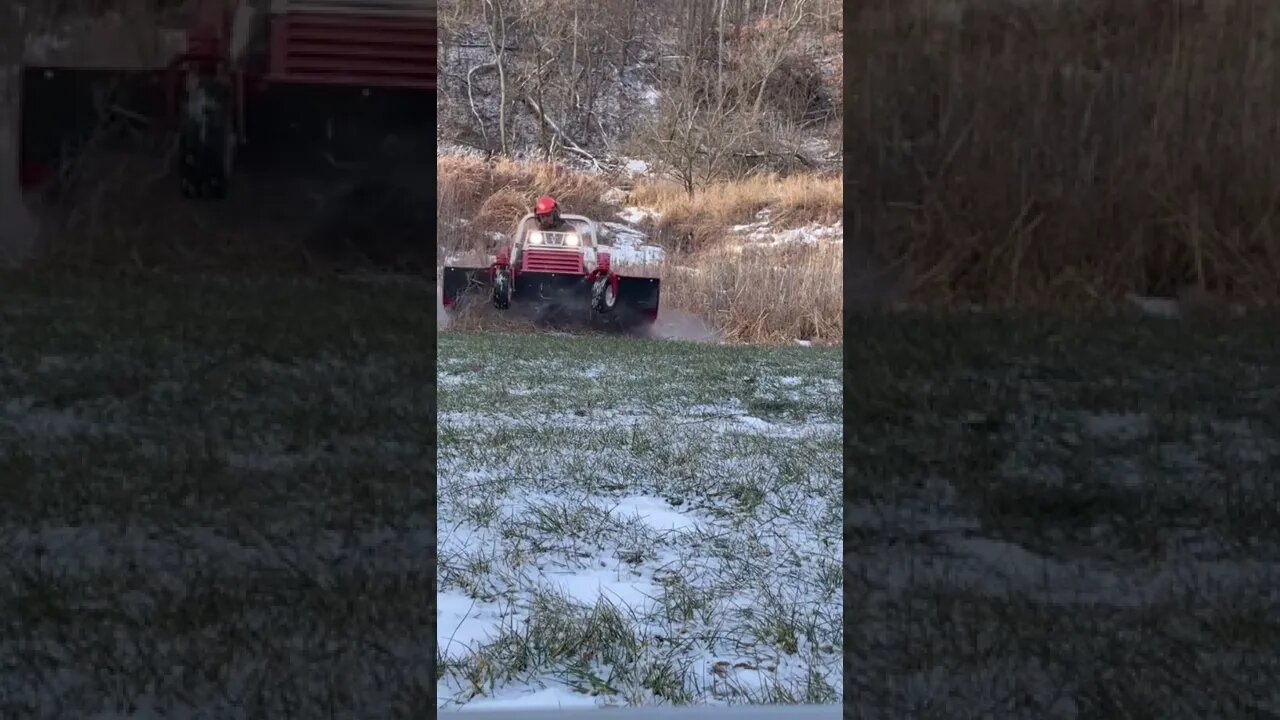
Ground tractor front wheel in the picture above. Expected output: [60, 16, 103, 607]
[591, 276, 617, 314]
[493, 269, 512, 309]
[178, 77, 235, 200]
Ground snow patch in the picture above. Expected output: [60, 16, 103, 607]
[607, 495, 701, 532]
[730, 220, 844, 249]
[601, 221, 665, 266]
[456, 687, 601, 712]
[617, 206, 661, 225]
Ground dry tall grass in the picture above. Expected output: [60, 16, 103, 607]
[632, 174, 843, 252]
[664, 242, 843, 344]
[439, 156, 844, 345]
[437, 156, 616, 260]
[849, 0, 1280, 308]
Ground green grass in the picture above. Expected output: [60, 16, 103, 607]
[847, 313, 1280, 719]
[436, 330, 842, 710]
[0, 270, 433, 719]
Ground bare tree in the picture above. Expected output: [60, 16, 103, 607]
[514, 0, 572, 158]
[642, 63, 758, 197]
[443, 0, 839, 171]
[481, 0, 512, 155]
[741, 0, 810, 117]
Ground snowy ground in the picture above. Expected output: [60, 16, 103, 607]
[727, 211, 842, 250]
[0, 271, 432, 719]
[848, 313, 1280, 719]
[436, 331, 843, 711]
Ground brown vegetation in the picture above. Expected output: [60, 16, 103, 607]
[849, 0, 1280, 309]
[664, 242, 842, 344]
[441, 0, 841, 188]
[437, 155, 615, 246]
[632, 173, 842, 251]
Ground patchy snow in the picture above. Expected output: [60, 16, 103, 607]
[607, 495, 703, 532]
[729, 220, 844, 249]
[624, 159, 649, 175]
[438, 141, 488, 158]
[617, 206, 662, 225]
[847, 332, 1280, 718]
[436, 339, 843, 710]
[1124, 293, 1182, 319]
[438, 590, 507, 660]
[0, 268, 432, 719]
[437, 407, 840, 440]
[455, 687, 602, 712]
[601, 221, 665, 267]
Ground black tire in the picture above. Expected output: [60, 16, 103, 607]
[591, 276, 617, 314]
[178, 77, 235, 200]
[493, 270, 512, 309]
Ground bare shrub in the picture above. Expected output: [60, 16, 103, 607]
[850, 0, 1280, 308]
[634, 63, 762, 198]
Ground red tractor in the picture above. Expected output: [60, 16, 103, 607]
[18, 0, 434, 201]
[442, 212, 662, 330]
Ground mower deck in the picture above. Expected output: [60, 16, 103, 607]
[441, 267, 660, 330]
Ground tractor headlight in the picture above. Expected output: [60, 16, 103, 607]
[564, 233, 581, 247]
[528, 231, 544, 245]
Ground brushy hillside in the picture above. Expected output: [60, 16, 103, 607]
[850, 0, 1280, 309]
[0, 270, 432, 718]
[437, 330, 842, 710]
[437, 0, 841, 178]
[437, 0, 844, 344]
[848, 313, 1280, 718]
[437, 155, 843, 345]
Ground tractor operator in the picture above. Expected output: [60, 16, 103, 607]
[533, 196, 574, 232]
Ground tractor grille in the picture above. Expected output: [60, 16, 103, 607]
[268, 0, 436, 90]
[521, 249, 583, 274]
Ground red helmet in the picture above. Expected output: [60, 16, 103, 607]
[534, 196, 559, 217]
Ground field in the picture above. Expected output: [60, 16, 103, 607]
[848, 313, 1280, 718]
[0, 270, 433, 718]
[436, 331, 843, 710]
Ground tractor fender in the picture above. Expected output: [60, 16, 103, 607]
[580, 245, 598, 272]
